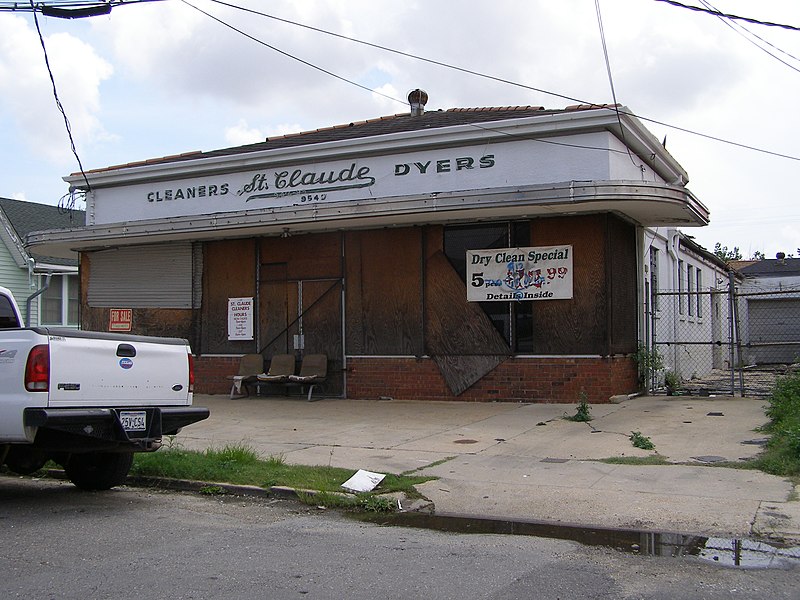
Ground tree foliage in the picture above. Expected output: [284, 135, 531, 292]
[713, 243, 742, 261]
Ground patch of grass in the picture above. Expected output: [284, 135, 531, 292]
[598, 455, 670, 466]
[296, 491, 397, 512]
[401, 456, 456, 476]
[565, 392, 592, 422]
[629, 431, 655, 450]
[130, 442, 432, 499]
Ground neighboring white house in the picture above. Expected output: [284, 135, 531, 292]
[0, 197, 83, 327]
[733, 256, 800, 365]
[642, 228, 731, 383]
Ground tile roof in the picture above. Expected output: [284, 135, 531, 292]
[79, 104, 619, 175]
[0, 197, 84, 266]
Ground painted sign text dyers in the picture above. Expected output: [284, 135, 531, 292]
[144, 152, 496, 205]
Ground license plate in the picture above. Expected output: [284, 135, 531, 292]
[119, 410, 147, 432]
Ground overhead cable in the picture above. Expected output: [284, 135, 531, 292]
[698, 0, 800, 74]
[179, 0, 403, 105]
[653, 0, 800, 32]
[203, 0, 800, 163]
[27, 0, 92, 206]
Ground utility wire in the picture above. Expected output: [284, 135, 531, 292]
[653, 0, 800, 32]
[202, 0, 800, 163]
[179, 0, 403, 105]
[698, 0, 800, 74]
[0, 0, 165, 14]
[28, 0, 91, 210]
[594, 0, 641, 169]
[189, 1, 644, 162]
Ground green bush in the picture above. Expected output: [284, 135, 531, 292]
[765, 371, 800, 426]
[757, 371, 800, 476]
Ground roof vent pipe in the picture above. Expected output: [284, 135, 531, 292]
[408, 89, 428, 116]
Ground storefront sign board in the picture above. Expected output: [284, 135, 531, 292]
[466, 246, 573, 302]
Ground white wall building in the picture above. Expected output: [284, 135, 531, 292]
[642, 228, 731, 385]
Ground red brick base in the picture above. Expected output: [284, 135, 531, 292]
[193, 355, 243, 395]
[194, 354, 638, 403]
[345, 356, 637, 403]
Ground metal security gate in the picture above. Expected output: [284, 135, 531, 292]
[647, 281, 800, 397]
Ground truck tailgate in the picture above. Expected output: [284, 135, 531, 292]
[43, 330, 192, 407]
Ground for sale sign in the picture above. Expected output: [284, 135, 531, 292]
[109, 308, 132, 332]
[466, 245, 573, 302]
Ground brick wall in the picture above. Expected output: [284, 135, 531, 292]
[345, 356, 637, 403]
[195, 354, 638, 402]
[194, 355, 244, 395]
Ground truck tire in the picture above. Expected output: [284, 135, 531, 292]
[4, 446, 48, 475]
[65, 452, 134, 490]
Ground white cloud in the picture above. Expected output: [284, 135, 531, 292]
[0, 15, 113, 164]
[224, 119, 264, 146]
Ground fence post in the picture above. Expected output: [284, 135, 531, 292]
[728, 270, 746, 396]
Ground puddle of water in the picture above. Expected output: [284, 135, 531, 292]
[352, 512, 800, 569]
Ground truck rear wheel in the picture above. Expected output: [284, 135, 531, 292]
[65, 452, 134, 490]
[4, 447, 48, 475]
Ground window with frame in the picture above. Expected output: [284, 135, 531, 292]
[443, 222, 532, 352]
[696, 269, 703, 318]
[41, 274, 79, 326]
[678, 260, 685, 315]
[649, 247, 659, 311]
[687, 265, 695, 317]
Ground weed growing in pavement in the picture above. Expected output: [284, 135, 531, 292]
[198, 485, 226, 495]
[629, 431, 655, 450]
[401, 456, 456, 476]
[565, 392, 592, 422]
[296, 491, 396, 512]
[599, 455, 669, 466]
[634, 345, 664, 391]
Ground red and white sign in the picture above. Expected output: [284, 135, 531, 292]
[109, 308, 133, 332]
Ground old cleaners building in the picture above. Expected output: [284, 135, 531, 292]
[30, 94, 710, 402]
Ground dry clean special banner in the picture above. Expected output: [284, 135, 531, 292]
[466, 246, 573, 302]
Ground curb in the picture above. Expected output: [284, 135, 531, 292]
[48, 469, 430, 512]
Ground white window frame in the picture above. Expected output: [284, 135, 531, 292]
[39, 273, 79, 327]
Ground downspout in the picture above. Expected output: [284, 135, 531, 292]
[667, 230, 680, 374]
[26, 272, 52, 327]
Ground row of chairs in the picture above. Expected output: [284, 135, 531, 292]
[229, 353, 328, 401]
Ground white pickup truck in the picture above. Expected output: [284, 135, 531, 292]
[0, 286, 208, 490]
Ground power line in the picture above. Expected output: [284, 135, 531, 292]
[698, 0, 800, 74]
[202, 0, 800, 163]
[653, 0, 800, 32]
[0, 1, 165, 15]
[179, 0, 403, 105]
[594, 0, 641, 169]
[27, 0, 91, 208]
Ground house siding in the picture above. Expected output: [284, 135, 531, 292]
[0, 243, 36, 325]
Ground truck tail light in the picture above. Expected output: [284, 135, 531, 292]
[25, 344, 50, 392]
[188, 352, 195, 393]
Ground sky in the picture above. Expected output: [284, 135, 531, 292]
[1, 0, 799, 259]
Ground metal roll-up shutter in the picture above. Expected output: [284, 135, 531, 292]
[88, 243, 193, 308]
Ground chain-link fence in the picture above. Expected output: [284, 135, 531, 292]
[645, 281, 800, 397]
